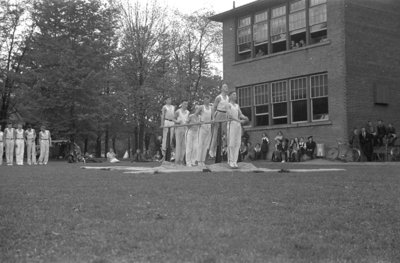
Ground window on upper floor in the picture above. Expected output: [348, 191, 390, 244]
[236, 73, 329, 127]
[235, 0, 329, 61]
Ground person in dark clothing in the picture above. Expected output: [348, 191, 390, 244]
[376, 120, 387, 146]
[260, 133, 269, 160]
[359, 127, 374, 161]
[305, 136, 316, 159]
[387, 123, 397, 146]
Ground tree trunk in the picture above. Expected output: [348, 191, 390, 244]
[127, 134, 131, 158]
[96, 135, 101, 157]
[105, 126, 109, 156]
[84, 138, 88, 154]
[133, 126, 138, 153]
[138, 122, 144, 151]
[112, 136, 116, 152]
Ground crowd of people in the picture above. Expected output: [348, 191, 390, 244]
[349, 120, 397, 161]
[0, 123, 51, 166]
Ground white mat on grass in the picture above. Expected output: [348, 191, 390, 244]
[81, 162, 345, 174]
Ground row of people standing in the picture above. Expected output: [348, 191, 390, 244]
[160, 84, 248, 169]
[0, 123, 51, 166]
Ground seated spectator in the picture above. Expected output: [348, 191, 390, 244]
[288, 138, 300, 162]
[253, 143, 262, 160]
[261, 133, 269, 160]
[131, 149, 149, 162]
[84, 152, 102, 163]
[239, 141, 248, 161]
[359, 127, 374, 161]
[280, 139, 289, 162]
[153, 150, 162, 162]
[305, 136, 316, 159]
[241, 130, 250, 146]
[299, 39, 305, 47]
[376, 120, 387, 146]
[387, 123, 397, 146]
[106, 148, 120, 163]
[221, 145, 228, 161]
[349, 128, 361, 149]
[274, 131, 283, 149]
[298, 137, 306, 159]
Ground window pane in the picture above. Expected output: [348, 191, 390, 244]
[254, 84, 269, 105]
[238, 16, 251, 27]
[289, 11, 306, 31]
[256, 115, 269, 126]
[238, 26, 252, 45]
[292, 100, 308, 122]
[238, 86, 252, 107]
[255, 105, 268, 114]
[290, 0, 305, 12]
[309, 4, 327, 26]
[271, 16, 286, 36]
[254, 21, 269, 44]
[255, 10, 268, 23]
[312, 97, 329, 120]
[272, 81, 287, 103]
[310, 0, 326, 7]
[273, 117, 287, 125]
[273, 102, 287, 117]
[272, 5, 286, 17]
[310, 74, 328, 98]
[290, 77, 307, 100]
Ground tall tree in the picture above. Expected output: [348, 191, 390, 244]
[0, 0, 34, 126]
[119, 0, 170, 150]
[25, 0, 119, 142]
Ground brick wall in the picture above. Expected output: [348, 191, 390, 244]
[345, 0, 400, 134]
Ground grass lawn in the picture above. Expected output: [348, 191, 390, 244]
[1, 161, 400, 262]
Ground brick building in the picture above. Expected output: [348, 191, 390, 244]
[210, 0, 400, 154]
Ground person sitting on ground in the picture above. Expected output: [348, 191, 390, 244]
[239, 141, 248, 161]
[288, 138, 300, 162]
[131, 149, 148, 162]
[253, 143, 262, 160]
[106, 148, 120, 163]
[360, 127, 374, 161]
[387, 123, 397, 146]
[305, 136, 316, 159]
[298, 137, 306, 160]
[366, 121, 377, 145]
[280, 139, 288, 163]
[261, 133, 269, 160]
[143, 149, 153, 162]
[376, 120, 387, 146]
[84, 152, 102, 163]
[153, 150, 162, 162]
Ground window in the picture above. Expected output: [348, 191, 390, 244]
[254, 84, 269, 126]
[309, 0, 327, 44]
[290, 77, 308, 122]
[237, 86, 253, 124]
[310, 74, 328, 121]
[289, 0, 306, 49]
[253, 10, 269, 56]
[271, 81, 288, 124]
[237, 16, 252, 54]
[271, 5, 287, 53]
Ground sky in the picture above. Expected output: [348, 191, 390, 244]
[162, 0, 254, 14]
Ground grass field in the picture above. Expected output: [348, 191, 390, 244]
[1, 161, 400, 263]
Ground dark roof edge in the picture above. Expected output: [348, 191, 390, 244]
[209, 0, 269, 22]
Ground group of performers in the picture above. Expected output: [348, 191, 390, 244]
[160, 84, 249, 169]
[0, 123, 51, 166]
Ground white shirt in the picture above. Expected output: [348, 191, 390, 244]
[216, 94, 229, 112]
[162, 104, 175, 121]
[16, 129, 24, 140]
[26, 129, 36, 143]
[5, 128, 14, 139]
[176, 108, 189, 124]
[40, 130, 50, 140]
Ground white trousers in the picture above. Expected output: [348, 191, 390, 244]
[185, 129, 199, 165]
[38, 140, 49, 164]
[197, 124, 211, 163]
[0, 142, 3, 165]
[162, 120, 175, 155]
[15, 139, 25, 165]
[6, 140, 14, 165]
[175, 127, 187, 163]
[227, 121, 241, 166]
[27, 142, 37, 165]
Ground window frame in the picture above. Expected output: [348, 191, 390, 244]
[237, 15, 252, 54]
[254, 83, 269, 127]
[310, 73, 329, 122]
[271, 80, 288, 125]
[290, 77, 308, 123]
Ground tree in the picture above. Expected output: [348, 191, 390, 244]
[0, 0, 34, 127]
[25, 0, 119, 143]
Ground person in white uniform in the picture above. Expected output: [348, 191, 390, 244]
[4, 122, 15, 166]
[38, 125, 52, 165]
[227, 91, 249, 168]
[209, 84, 230, 158]
[0, 125, 3, 165]
[196, 95, 213, 166]
[106, 148, 120, 163]
[185, 105, 200, 167]
[173, 100, 189, 166]
[160, 97, 175, 161]
[15, 123, 25, 165]
[25, 124, 37, 165]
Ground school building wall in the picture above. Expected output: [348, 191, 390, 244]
[345, 0, 400, 133]
[222, 0, 348, 152]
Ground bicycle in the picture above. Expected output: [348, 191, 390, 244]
[326, 139, 361, 162]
